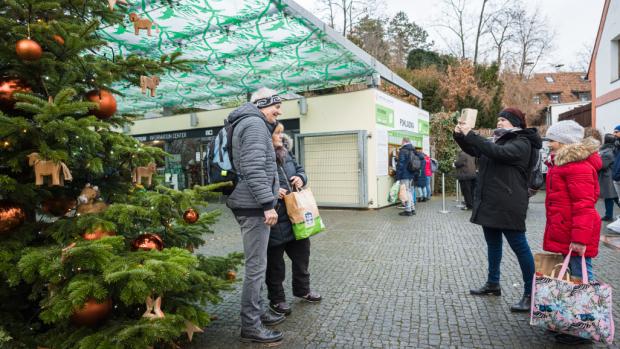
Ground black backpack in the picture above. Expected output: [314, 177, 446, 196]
[407, 149, 422, 173]
[206, 119, 238, 194]
[528, 149, 544, 191]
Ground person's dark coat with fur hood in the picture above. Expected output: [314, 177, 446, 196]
[453, 128, 542, 231]
[270, 134, 308, 247]
[543, 138, 602, 258]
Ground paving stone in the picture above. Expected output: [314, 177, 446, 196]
[189, 194, 620, 348]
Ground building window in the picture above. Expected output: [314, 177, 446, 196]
[549, 93, 560, 104]
[545, 76, 555, 83]
[613, 37, 620, 81]
[533, 95, 541, 104]
[578, 92, 591, 101]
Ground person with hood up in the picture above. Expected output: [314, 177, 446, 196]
[542, 120, 602, 344]
[395, 137, 417, 216]
[265, 122, 322, 317]
[599, 134, 619, 221]
[226, 87, 284, 343]
[453, 107, 542, 312]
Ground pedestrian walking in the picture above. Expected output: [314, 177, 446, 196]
[227, 87, 284, 343]
[600, 134, 619, 221]
[453, 107, 542, 312]
[454, 150, 476, 210]
[266, 123, 322, 316]
[395, 137, 418, 216]
[542, 120, 603, 344]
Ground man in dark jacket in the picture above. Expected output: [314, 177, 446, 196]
[227, 87, 284, 343]
[454, 107, 542, 313]
[395, 137, 417, 216]
[454, 150, 477, 210]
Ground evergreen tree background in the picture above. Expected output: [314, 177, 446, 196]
[0, 1, 242, 348]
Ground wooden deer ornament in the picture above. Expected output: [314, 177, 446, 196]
[27, 152, 73, 186]
[132, 163, 156, 187]
[77, 184, 109, 214]
[140, 76, 160, 97]
[129, 13, 159, 36]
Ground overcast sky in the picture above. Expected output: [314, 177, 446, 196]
[293, 0, 605, 73]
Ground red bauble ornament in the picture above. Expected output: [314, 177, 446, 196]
[131, 233, 164, 251]
[183, 208, 199, 224]
[82, 228, 115, 241]
[52, 35, 65, 45]
[41, 197, 76, 216]
[0, 201, 27, 234]
[85, 90, 117, 120]
[0, 78, 31, 112]
[226, 271, 236, 281]
[16, 39, 43, 61]
[71, 298, 112, 326]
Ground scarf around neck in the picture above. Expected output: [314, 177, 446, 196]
[492, 127, 521, 143]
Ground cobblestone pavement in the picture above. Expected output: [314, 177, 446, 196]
[190, 195, 620, 349]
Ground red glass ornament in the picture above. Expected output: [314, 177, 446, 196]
[131, 233, 164, 251]
[16, 39, 42, 61]
[85, 90, 117, 120]
[82, 228, 115, 241]
[0, 201, 27, 234]
[183, 208, 199, 224]
[71, 298, 112, 326]
[0, 78, 31, 112]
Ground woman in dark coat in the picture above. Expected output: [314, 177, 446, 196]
[265, 122, 321, 316]
[453, 107, 542, 312]
[600, 134, 619, 221]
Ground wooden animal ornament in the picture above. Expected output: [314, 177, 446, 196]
[140, 76, 160, 97]
[129, 13, 159, 36]
[142, 296, 165, 319]
[107, 0, 128, 10]
[132, 163, 156, 187]
[27, 152, 73, 186]
[77, 184, 109, 214]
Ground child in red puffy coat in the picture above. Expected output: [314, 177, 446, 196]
[542, 120, 602, 282]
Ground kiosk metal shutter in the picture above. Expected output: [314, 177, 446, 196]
[296, 131, 367, 207]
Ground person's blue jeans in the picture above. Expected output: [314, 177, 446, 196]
[567, 255, 594, 281]
[604, 198, 616, 218]
[483, 227, 535, 295]
[425, 176, 432, 198]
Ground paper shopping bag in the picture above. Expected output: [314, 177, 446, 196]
[534, 252, 564, 277]
[283, 188, 325, 240]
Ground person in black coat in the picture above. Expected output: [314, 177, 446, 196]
[265, 122, 322, 316]
[453, 107, 542, 313]
[454, 151, 477, 210]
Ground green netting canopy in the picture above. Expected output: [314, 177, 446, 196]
[100, 0, 421, 113]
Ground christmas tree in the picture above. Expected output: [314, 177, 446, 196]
[0, 1, 242, 348]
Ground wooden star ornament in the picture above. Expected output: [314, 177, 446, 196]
[184, 320, 204, 342]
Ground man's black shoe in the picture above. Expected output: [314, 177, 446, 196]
[510, 294, 531, 312]
[470, 282, 501, 296]
[602, 216, 613, 222]
[260, 310, 285, 326]
[299, 291, 322, 303]
[240, 326, 283, 343]
[399, 211, 414, 216]
[269, 302, 292, 316]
